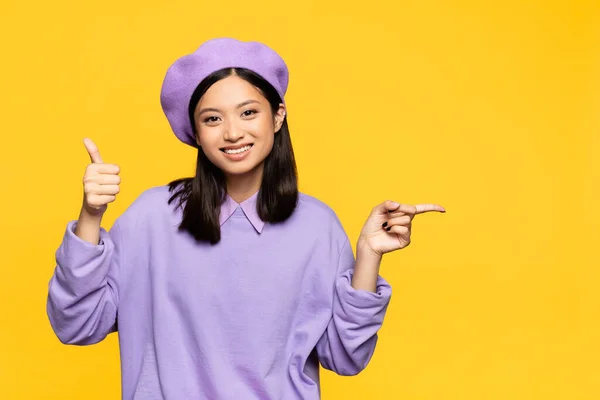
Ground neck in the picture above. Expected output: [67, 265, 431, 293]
[225, 166, 263, 203]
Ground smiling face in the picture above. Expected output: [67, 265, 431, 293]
[193, 73, 286, 183]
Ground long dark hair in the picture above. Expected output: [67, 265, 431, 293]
[167, 67, 298, 244]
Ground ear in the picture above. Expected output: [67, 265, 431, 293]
[274, 103, 286, 133]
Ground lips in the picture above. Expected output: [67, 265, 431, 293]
[220, 143, 254, 152]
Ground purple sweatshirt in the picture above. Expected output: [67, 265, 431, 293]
[47, 185, 392, 399]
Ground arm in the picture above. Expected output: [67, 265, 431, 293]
[316, 198, 445, 375]
[351, 246, 383, 293]
[46, 214, 123, 345]
[315, 238, 392, 376]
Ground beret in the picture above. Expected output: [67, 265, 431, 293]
[160, 37, 289, 147]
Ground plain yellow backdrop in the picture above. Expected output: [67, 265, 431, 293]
[1, 0, 598, 398]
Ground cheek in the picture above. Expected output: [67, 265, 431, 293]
[253, 118, 276, 140]
[197, 127, 221, 148]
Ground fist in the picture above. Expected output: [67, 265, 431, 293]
[81, 138, 121, 217]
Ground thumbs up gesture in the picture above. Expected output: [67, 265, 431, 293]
[81, 138, 121, 218]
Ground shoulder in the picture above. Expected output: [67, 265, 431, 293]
[137, 184, 173, 204]
[115, 184, 175, 227]
[295, 192, 347, 238]
[297, 192, 336, 217]
[130, 185, 173, 212]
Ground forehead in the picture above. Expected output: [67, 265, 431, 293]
[198, 75, 265, 107]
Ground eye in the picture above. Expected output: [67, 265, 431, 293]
[203, 116, 220, 123]
[242, 109, 257, 117]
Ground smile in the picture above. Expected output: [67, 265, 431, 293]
[222, 144, 253, 155]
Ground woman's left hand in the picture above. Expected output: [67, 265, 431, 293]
[357, 200, 446, 257]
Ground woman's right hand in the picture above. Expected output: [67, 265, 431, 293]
[81, 138, 121, 218]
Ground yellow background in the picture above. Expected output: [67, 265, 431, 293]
[1, 0, 598, 398]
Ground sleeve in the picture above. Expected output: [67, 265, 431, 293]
[315, 238, 392, 376]
[46, 218, 123, 345]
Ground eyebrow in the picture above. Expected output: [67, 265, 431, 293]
[196, 99, 261, 117]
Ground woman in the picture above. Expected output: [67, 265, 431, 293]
[47, 37, 445, 399]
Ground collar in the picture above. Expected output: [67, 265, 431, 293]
[219, 190, 265, 233]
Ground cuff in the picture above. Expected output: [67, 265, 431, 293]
[57, 220, 114, 274]
[334, 268, 392, 323]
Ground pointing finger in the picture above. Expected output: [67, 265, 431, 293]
[414, 204, 446, 214]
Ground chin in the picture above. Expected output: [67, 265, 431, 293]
[221, 167, 252, 176]
[222, 163, 263, 177]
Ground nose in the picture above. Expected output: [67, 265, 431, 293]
[223, 118, 245, 142]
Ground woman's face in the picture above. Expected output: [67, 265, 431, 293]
[193, 74, 285, 179]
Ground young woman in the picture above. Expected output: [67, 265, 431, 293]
[47, 37, 445, 399]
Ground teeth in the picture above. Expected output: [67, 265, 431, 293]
[224, 145, 251, 155]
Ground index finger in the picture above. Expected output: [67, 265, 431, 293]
[83, 138, 103, 163]
[414, 204, 446, 214]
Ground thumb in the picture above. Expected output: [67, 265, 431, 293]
[83, 138, 103, 163]
[372, 200, 400, 216]
[383, 200, 401, 213]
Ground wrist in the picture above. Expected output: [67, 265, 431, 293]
[352, 244, 382, 292]
[356, 238, 382, 262]
[355, 247, 382, 272]
[79, 207, 104, 223]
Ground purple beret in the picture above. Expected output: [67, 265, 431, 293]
[160, 37, 289, 147]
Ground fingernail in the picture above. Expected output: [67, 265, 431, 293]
[386, 226, 391, 231]
[390, 201, 400, 208]
[382, 222, 388, 228]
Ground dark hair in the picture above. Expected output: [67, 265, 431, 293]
[167, 67, 298, 244]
